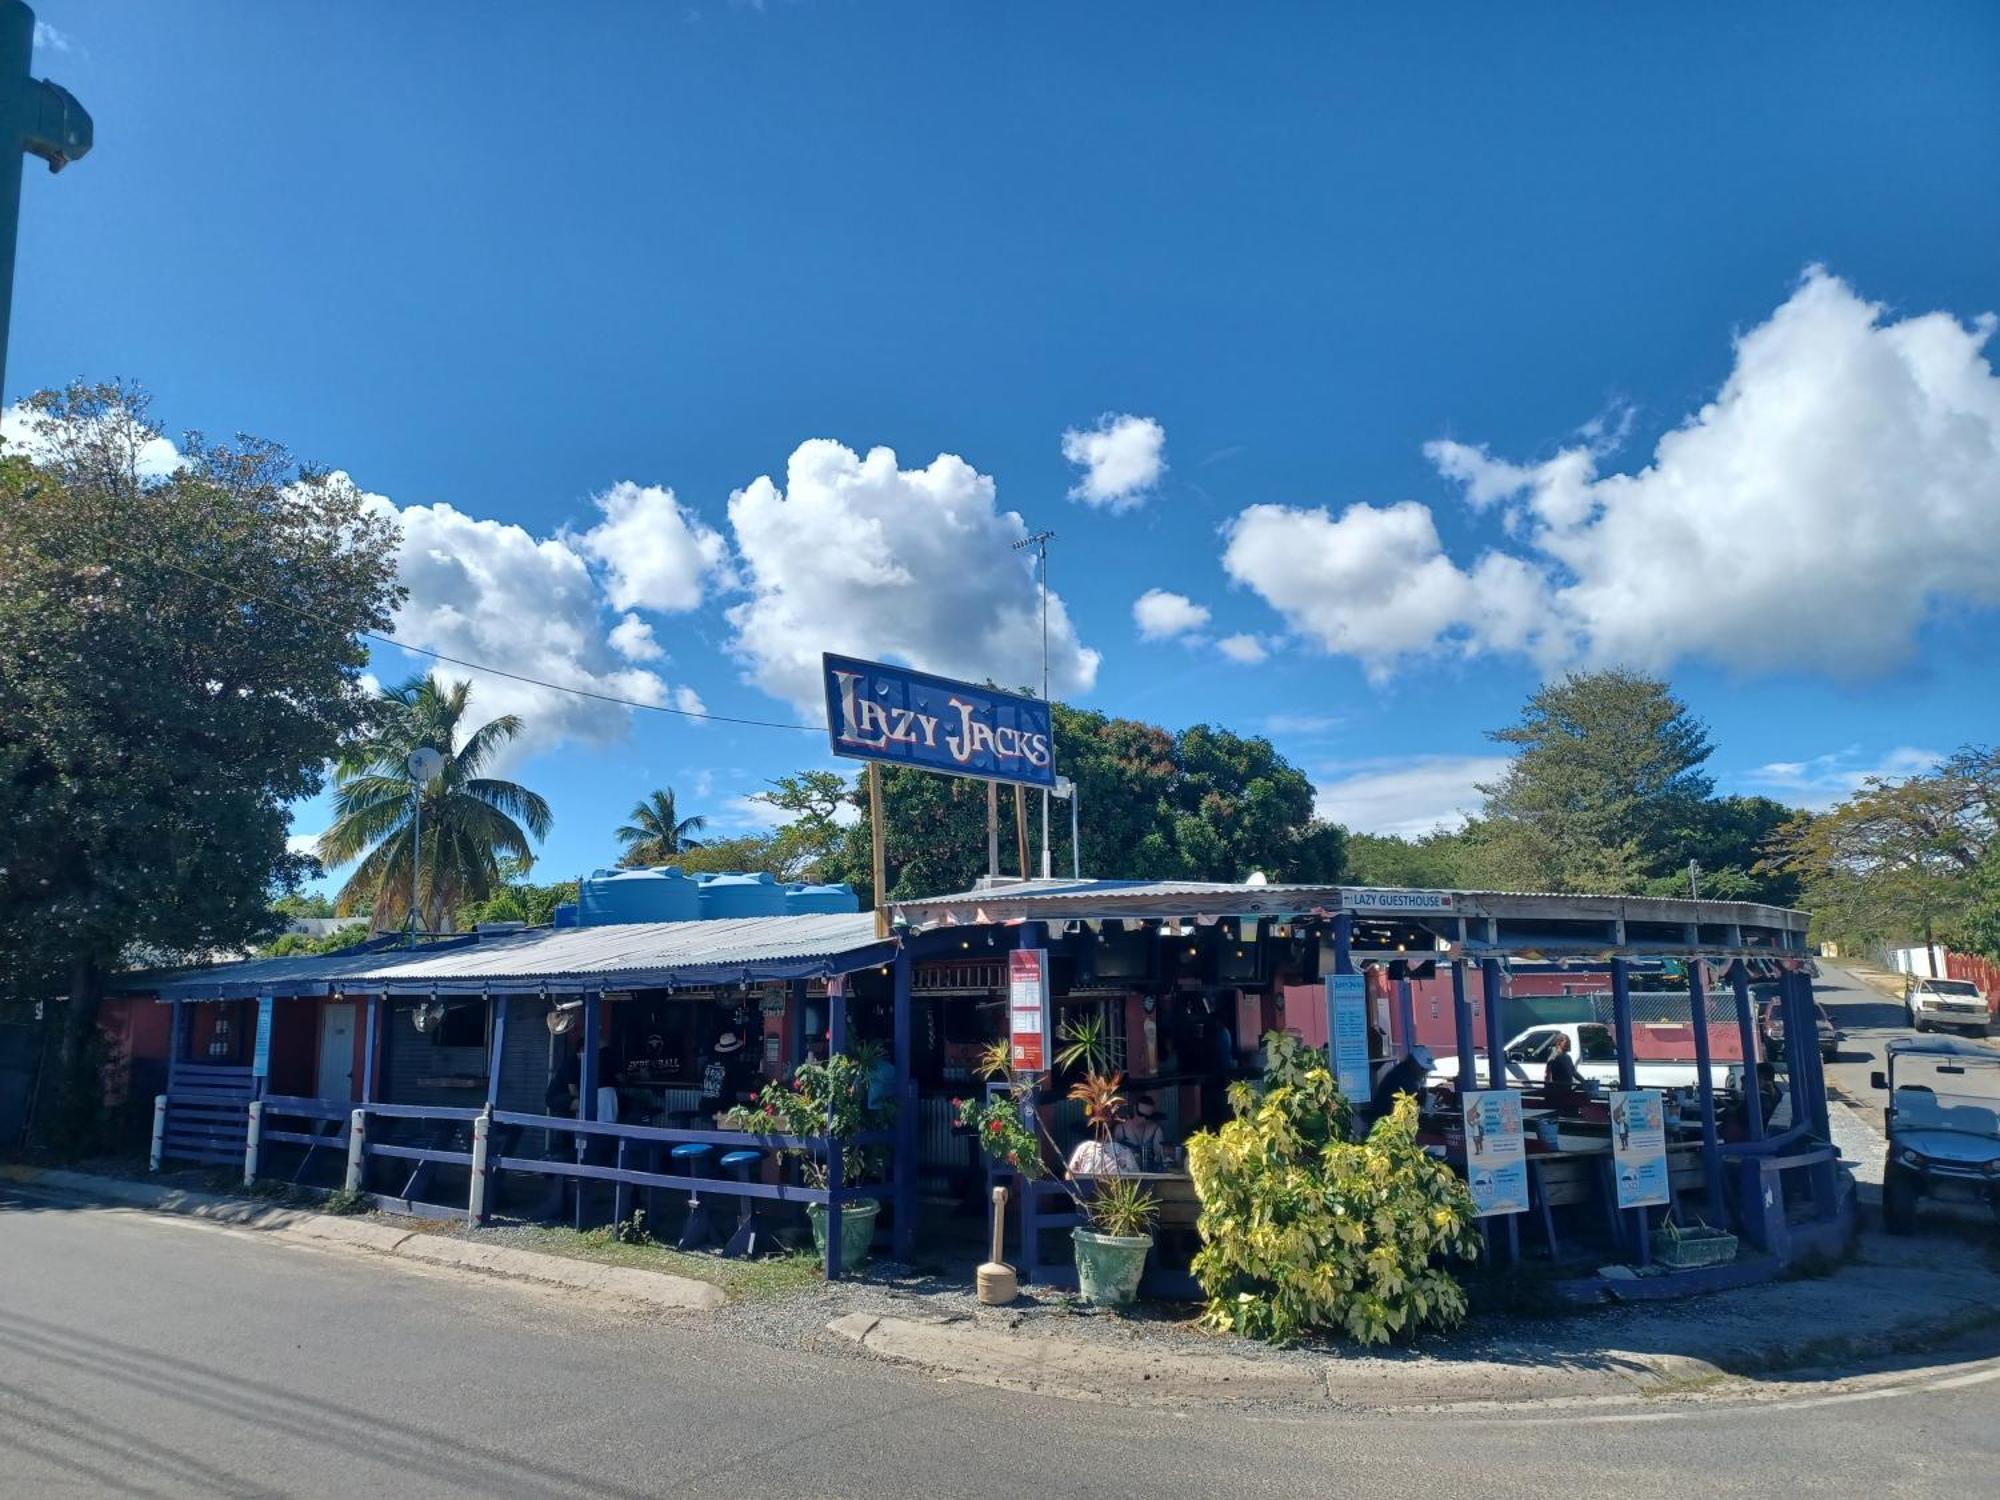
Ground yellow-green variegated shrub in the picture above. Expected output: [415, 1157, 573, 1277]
[1186, 1035, 1481, 1345]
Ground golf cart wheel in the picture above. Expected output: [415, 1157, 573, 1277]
[1883, 1166, 1920, 1235]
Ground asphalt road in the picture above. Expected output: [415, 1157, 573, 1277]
[1813, 960, 1986, 1110]
[5, 1185, 1999, 1499]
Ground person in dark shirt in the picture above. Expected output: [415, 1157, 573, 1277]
[1370, 1045, 1435, 1114]
[1545, 1033, 1584, 1092]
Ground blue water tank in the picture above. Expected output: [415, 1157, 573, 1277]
[578, 866, 701, 926]
[783, 881, 860, 915]
[695, 871, 785, 920]
[553, 902, 579, 929]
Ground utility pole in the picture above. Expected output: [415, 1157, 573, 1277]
[1688, 859, 1701, 900]
[1, 3, 92, 396]
[1012, 528, 1055, 879]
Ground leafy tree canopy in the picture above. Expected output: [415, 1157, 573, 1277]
[0, 382, 402, 1119]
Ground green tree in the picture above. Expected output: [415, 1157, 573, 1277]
[459, 871, 580, 929]
[318, 674, 553, 933]
[255, 922, 370, 957]
[1768, 747, 1995, 951]
[0, 382, 400, 1131]
[1473, 670, 1714, 893]
[272, 891, 337, 920]
[1344, 829, 1470, 889]
[614, 787, 707, 867]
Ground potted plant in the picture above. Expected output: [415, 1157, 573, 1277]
[722, 1046, 893, 1269]
[1073, 1174, 1159, 1306]
[956, 1016, 1159, 1306]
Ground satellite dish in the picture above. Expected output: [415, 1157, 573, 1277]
[407, 747, 446, 785]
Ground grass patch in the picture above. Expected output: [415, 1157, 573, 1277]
[467, 1221, 823, 1300]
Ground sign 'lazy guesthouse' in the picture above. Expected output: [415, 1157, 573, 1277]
[822, 652, 1055, 789]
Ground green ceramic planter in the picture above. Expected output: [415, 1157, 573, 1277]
[808, 1198, 880, 1269]
[1072, 1226, 1151, 1306]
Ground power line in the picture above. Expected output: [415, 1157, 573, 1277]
[99, 534, 825, 734]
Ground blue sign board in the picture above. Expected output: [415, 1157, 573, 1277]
[822, 652, 1055, 789]
[1612, 1089, 1670, 1208]
[1326, 973, 1369, 1100]
[252, 994, 273, 1080]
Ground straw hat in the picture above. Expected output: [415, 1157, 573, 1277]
[712, 1031, 746, 1054]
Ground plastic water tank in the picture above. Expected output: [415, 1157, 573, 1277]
[552, 902, 579, 929]
[783, 881, 860, 915]
[695, 871, 785, 920]
[578, 867, 701, 926]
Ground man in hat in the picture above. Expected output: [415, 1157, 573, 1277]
[700, 1028, 756, 1121]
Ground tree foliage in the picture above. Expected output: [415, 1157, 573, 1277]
[614, 787, 706, 867]
[318, 674, 552, 932]
[1768, 747, 1997, 950]
[0, 382, 401, 1125]
[779, 705, 1345, 904]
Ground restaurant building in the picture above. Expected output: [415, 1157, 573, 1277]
[110, 878, 1848, 1290]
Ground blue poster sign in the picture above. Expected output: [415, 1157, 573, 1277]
[252, 993, 274, 1080]
[1462, 1089, 1529, 1217]
[1612, 1089, 1670, 1208]
[822, 653, 1055, 789]
[1326, 973, 1368, 1100]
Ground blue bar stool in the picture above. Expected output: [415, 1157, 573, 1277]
[672, 1142, 717, 1251]
[719, 1149, 764, 1258]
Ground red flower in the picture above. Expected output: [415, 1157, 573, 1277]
[987, 1119, 1003, 1135]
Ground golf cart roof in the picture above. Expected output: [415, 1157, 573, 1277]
[1886, 1036, 2000, 1061]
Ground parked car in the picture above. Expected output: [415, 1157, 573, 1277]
[1903, 976, 1992, 1036]
[1871, 1036, 2000, 1233]
[1759, 998, 1840, 1063]
[1429, 1021, 1742, 1093]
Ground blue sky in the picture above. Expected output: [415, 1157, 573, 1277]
[14, 2, 2000, 891]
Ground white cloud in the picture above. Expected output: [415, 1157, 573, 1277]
[1226, 269, 2000, 681]
[1061, 413, 1166, 511]
[1314, 755, 1510, 838]
[607, 612, 664, 662]
[1263, 711, 1342, 737]
[575, 480, 730, 614]
[1216, 632, 1268, 664]
[33, 21, 72, 53]
[1132, 588, 1210, 641]
[725, 439, 1101, 713]
[356, 482, 673, 760]
[286, 831, 323, 857]
[671, 685, 708, 720]
[1740, 745, 1944, 811]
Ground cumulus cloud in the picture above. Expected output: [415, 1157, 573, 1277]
[1225, 269, 2000, 681]
[354, 481, 698, 761]
[33, 20, 72, 53]
[671, 685, 708, 720]
[1216, 633, 1268, 664]
[575, 480, 730, 614]
[1, 401, 183, 479]
[725, 439, 1101, 713]
[1132, 588, 1211, 641]
[1314, 755, 1510, 838]
[1061, 413, 1166, 510]
[607, 612, 664, 662]
[286, 831, 323, 857]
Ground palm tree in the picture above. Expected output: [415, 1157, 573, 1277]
[319, 675, 554, 933]
[615, 787, 708, 868]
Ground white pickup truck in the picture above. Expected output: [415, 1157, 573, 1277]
[1430, 1020, 1744, 1093]
[1904, 976, 1992, 1036]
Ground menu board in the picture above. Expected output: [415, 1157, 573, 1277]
[1611, 1089, 1670, 1208]
[1461, 1089, 1528, 1217]
[1326, 973, 1369, 1100]
[252, 994, 273, 1080]
[1008, 948, 1049, 1072]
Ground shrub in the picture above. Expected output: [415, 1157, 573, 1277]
[718, 1050, 894, 1191]
[321, 1186, 369, 1216]
[1186, 1032, 1480, 1345]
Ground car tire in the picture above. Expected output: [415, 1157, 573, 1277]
[1883, 1166, 1921, 1235]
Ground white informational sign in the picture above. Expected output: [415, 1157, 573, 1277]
[1346, 888, 1457, 914]
[1461, 1089, 1528, 1217]
[1326, 973, 1369, 1100]
[1008, 948, 1050, 1072]
[1611, 1089, 1670, 1208]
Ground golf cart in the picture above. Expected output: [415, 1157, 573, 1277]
[1871, 1036, 2000, 1234]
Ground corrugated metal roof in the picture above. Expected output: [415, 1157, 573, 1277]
[130, 914, 893, 1001]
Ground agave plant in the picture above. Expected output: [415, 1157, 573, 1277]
[1082, 1174, 1159, 1239]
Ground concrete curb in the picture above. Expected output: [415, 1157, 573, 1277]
[1, 1165, 725, 1312]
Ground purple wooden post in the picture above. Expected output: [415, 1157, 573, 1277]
[1480, 959, 1507, 1090]
[1686, 961, 1724, 1223]
[485, 994, 507, 1109]
[824, 975, 849, 1279]
[891, 947, 916, 1262]
[1730, 962, 1765, 1141]
[1393, 979, 1416, 1058]
[576, 991, 599, 1231]
[1451, 961, 1476, 1095]
[1333, 913, 1353, 975]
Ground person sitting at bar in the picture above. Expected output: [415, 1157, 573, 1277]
[1370, 1044, 1434, 1114]
[1114, 1095, 1169, 1168]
